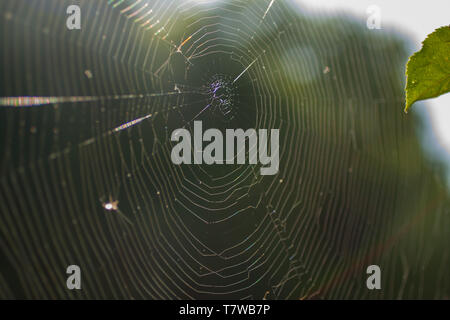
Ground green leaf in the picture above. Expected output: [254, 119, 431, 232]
[405, 25, 450, 113]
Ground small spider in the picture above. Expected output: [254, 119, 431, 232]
[100, 192, 133, 226]
[102, 196, 119, 211]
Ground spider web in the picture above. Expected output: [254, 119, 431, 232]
[0, 0, 449, 299]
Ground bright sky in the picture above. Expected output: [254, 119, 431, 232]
[298, 0, 450, 155]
